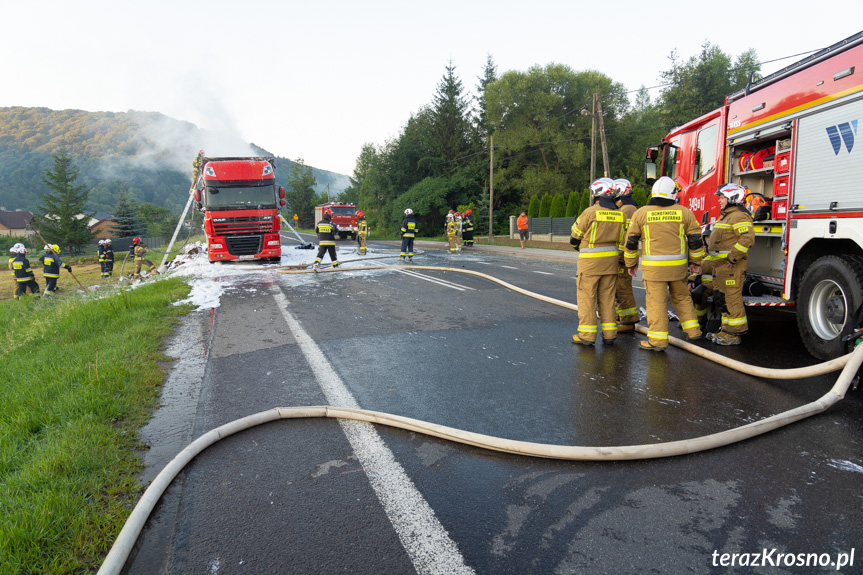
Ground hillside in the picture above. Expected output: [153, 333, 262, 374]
[0, 107, 350, 215]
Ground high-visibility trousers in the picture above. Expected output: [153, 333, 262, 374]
[714, 262, 748, 334]
[358, 234, 367, 255]
[616, 268, 639, 324]
[447, 234, 456, 253]
[576, 272, 618, 343]
[644, 278, 702, 348]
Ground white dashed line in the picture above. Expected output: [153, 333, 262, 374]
[532, 270, 554, 275]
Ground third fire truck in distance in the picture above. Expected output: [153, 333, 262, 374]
[314, 202, 358, 240]
[644, 31, 863, 359]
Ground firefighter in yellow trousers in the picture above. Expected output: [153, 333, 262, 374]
[571, 178, 625, 346]
[624, 177, 705, 351]
[613, 178, 640, 331]
[446, 213, 457, 253]
[702, 183, 755, 346]
[357, 210, 369, 255]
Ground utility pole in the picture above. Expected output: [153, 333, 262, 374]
[590, 93, 597, 183]
[489, 134, 494, 244]
[597, 96, 610, 177]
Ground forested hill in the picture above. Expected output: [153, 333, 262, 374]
[0, 107, 350, 215]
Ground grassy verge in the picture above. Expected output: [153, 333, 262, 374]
[0, 277, 193, 574]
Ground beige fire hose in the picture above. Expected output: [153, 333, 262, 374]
[97, 262, 863, 575]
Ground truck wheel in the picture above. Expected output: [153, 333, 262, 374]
[338, 232, 347, 240]
[796, 255, 863, 360]
[351, 233, 357, 241]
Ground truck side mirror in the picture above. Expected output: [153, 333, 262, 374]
[280, 199, 287, 207]
[278, 186, 286, 199]
[644, 162, 658, 186]
[645, 146, 660, 162]
[194, 189, 202, 202]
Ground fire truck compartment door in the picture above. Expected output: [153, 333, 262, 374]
[794, 97, 862, 211]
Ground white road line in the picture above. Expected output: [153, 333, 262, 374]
[500, 265, 518, 270]
[396, 269, 476, 291]
[532, 270, 554, 275]
[272, 289, 474, 575]
[474, 261, 492, 265]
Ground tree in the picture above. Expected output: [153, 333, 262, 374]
[550, 193, 566, 217]
[138, 202, 177, 237]
[35, 149, 94, 254]
[528, 195, 540, 217]
[431, 61, 473, 168]
[474, 54, 498, 142]
[110, 189, 145, 238]
[342, 143, 377, 206]
[538, 192, 551, 217]
[285, 158, 318, 228]
[565, 191, 580, 217]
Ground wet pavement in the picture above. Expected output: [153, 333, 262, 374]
[122, 239, 863, 574]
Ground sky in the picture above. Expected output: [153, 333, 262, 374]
[1, 1, 860, 184]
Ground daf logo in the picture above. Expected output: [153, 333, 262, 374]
[826, 120, 857, 154]
[214, 218, 226, 222]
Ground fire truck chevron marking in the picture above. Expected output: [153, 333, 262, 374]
[826, 120, 857, 154]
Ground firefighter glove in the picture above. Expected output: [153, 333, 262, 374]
[65, 265, 72, 272]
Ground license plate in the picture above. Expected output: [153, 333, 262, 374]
[238, 255, 255, 261]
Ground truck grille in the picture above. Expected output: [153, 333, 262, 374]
[225, 235, 263, 256]
[212, 216, 273, 234]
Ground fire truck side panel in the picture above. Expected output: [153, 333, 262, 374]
[793, 96, 863, 211]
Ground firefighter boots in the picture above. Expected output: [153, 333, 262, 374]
[639, 340, 666, 352]
[707, 331, 741, 346]
[616, 323, 636, 333]
[572, 334, 595, 346]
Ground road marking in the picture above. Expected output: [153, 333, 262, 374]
[396, 269, 476, 291]
[532, 270, 554, 275]
[500, 265, 518, 270]
[273, 289, 474, 575]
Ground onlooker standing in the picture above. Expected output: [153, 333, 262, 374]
[517, 211, 529, 249]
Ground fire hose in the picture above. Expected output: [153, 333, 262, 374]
[96, 262, 862, 575]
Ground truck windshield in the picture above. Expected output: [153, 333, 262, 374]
[329, 207, 356, 215]
[206, 185, 275, 210]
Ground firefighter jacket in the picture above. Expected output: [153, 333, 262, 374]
[446, 220, 457, 236]
[706, 205, 754, 265]
[98, 244, 114, 262]
[134, 245, 149, 260]
[463, 215, 474, 232]
[617, 196, 638, 231]
[570, 196, 625, 276]
[624, 199, 705, 281]
[358, 218, 368, 237]
[11, 253, 36, 282]
[39, 251, 70, 278]
[401, 216, 417, 238]
[315, 218, 337, 246]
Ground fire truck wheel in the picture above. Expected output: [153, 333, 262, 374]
[796, 254, 863, 360]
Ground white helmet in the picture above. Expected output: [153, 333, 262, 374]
[613, 178, 633, 197]
[715, 183, 746, 205]
[12, 242, 25, 254]
[44, 244, 52, 251]
[404, 208, 413, 215]
[590, 177, 616, 197]
[98, 239, 105, 245]
[651, 176, 681, 200]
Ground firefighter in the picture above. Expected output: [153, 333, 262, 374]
[39, 244, 71, 296]
[624, 176, 705, 351]
[703, 183, 755, 346]
[357, 210, 369, 255]
[399, 208, 417, 262]
[11, 244, 40, 299]
[98, 240, 107, 277]
[454, 212, 463, 250]
[8, 243, 24, 299]
[445, 213, 457, 254]
[133, 237, 156, 278]
[103, 238, 115, 277]
[462, 209, 474, 247]
[613, 178, 641, 332]
[313, 209, 339, 271]
[571, 178, 625, 346]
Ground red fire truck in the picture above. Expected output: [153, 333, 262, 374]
[191, 152, 287, 263]
[314, 202, 358, 240]
[645, 31, 863, 359]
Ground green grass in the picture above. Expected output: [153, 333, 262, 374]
[0, 277, 193, 574]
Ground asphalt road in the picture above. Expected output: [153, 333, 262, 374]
[125, 238, 863, 575]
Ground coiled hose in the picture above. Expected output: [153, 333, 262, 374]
[97, 263, 862, 575]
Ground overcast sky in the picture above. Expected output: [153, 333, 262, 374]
[1, 1, 860, 184]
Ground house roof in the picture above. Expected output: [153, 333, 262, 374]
[0, 211, 34, 230]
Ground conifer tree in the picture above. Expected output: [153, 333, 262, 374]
[528, 195, 540, 218]
[35, 149, 94, 254]
[110, 189, 145, 238]
[538, 193, 551, 217]
[565, 191, 579, 217]
[550, 193, 566, 217]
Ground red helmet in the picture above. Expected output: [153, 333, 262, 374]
[465, 209, 472, 215]
[133, 237, 141, 245]
[324, 209, 333, 219]
[454, 212, 460, 217]
[357, 209, 364, 218]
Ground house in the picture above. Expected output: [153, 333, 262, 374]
[0, 209, 35, 238]
[87, 212, 115, 239]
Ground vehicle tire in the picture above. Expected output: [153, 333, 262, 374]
[796, 255, 863, 360]
[338, 232, 347, 240]
[351, 233, 357, 241]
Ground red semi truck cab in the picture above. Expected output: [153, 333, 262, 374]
[315, 202, 358, 240]
[192, 154, 287, 263]
[644, 31, 863, 359]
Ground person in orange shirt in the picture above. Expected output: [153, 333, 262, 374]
[517, 211, 529, 249]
